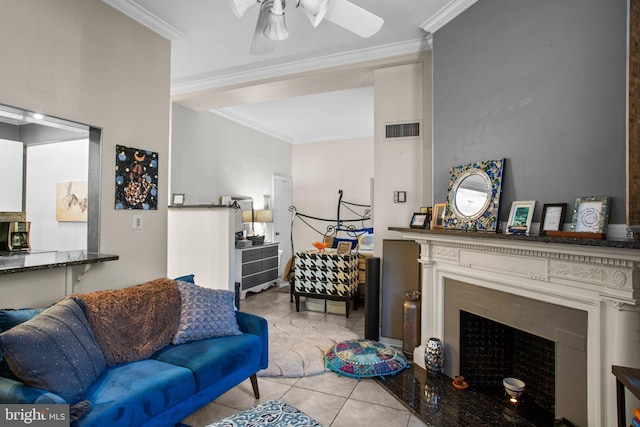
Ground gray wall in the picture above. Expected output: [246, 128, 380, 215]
[171, 103, 292, 205]
[433, 0, 627, 224]
[0, 122, 18, 140]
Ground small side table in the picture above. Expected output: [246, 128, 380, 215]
[612, 365, 640, 427]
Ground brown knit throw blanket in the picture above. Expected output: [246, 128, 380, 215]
[74, 278, 180, 366]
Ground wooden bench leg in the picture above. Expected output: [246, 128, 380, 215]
[250, 374, 260, 399]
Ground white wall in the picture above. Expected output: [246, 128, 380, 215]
[0, 0, 170, 307]
[0, 139, 23, 211]
[171, 103, 292, 207]
[291, 138, 373, 252]
[26, 139, 88, 251]
[373, 62, 425, 256]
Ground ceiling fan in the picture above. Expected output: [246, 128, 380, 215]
[229, 0, 384, 55]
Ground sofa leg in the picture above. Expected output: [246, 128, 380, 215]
[295, 295, 300, 312]
[250, 374, 260, 399]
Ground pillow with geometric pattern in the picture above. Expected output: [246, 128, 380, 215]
[172, 281, 242, 345]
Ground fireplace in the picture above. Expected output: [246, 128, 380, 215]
[393, 228, 640, 426]
[459, 311, 555, 411]
[444, 279, 587, 424]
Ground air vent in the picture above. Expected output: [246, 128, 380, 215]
[385, 122, 421, 139]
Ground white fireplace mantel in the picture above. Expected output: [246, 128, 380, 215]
[392, 228, 640, 426]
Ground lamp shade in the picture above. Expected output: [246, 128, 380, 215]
[242, 210, 254, 223]
[255, 209, 273, 223]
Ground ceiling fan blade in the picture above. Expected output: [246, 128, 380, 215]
[229, 0, 260, 19]
[324, 0, 383, 38]
[297, 0, 330, 27]
[250, 2, 277, 55]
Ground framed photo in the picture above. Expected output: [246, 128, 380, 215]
[431, 203, 447, 229]
[336, 241, 352, 254]
[539, 203, 567, 235]
[172, 193, 185, 206]
[410, 212, 429, 229]
[506, 200, 536, 235]
[571, 196, 611, 233]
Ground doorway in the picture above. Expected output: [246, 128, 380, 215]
[273, 174, 292, 278]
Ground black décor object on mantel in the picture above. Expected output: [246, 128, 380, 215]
[364, 257, 380, 341]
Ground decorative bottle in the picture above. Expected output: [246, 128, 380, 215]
[402, 291, 421, 361]
[425, 337, 444, 376]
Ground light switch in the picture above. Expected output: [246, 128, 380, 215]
[133, 214, 142, 230]
[394, 191, 407, 203]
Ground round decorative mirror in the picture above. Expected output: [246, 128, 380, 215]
[452, 171, 492, 219]
[444, 159, 504, 231]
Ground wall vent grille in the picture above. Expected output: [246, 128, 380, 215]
[385, 122, 421, 139]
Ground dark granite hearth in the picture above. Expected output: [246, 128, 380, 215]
[375, 364, 556, 427]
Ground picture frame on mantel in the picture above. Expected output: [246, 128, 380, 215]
[571, 196, 611, 233]
[410, 212, 429, 229]
[539, 203, 567, 236]
[432, 203, 447, 229]
[506, 200, 536, 235]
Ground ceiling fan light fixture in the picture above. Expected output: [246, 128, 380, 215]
[298, 0, 329, 27]
[263, 0, 289, 41]
[229, 0, 259, 19]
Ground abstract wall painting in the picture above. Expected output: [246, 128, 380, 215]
[56, 181, 88, 222]
[115, 145, 158, 210]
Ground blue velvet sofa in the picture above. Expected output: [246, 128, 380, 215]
[0, 279, 269, 427]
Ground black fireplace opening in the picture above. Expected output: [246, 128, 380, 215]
[459, 310, 556, 420]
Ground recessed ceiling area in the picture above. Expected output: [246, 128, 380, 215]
[102, 0, 477, 143]
[211, 86, 373, 144]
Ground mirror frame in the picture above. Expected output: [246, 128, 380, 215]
[444, 158, 504, 232]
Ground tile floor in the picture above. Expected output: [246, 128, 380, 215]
[182, 284, 427, 427]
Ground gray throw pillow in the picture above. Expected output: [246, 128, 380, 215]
[0, 298, 107, 404]
[172, 281, 242, 345]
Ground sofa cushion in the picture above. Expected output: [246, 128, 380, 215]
[0, 307, 47, 332]
[153, 333, 261, 391]
[174, 274, 195, 284]
[0, 298, 107, 404]
[79, 359, 196, 427]
[172, 282, 242, 345]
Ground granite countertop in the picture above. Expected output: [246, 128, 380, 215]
[168, 204, 235, 208]
[0, 250, 119, 275]
[389, 227, 640, 250]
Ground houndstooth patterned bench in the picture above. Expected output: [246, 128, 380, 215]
[293, 250, 359, 318]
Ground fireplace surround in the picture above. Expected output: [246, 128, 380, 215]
[391, 228, 640, 426]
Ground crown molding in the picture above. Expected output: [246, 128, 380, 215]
[170, 37, 431, 95]
[420, 0, 479, 34]
[211, 109, 294, 144]
[101, 0, 184, 41]
[211, 109, 374, 145]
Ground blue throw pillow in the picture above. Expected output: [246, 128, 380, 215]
[0, 307, 47, 332]
[172, 281, 242, 345]
[0, 298, 107, 404]
[0, 307, 48, 380]
[174, 274, 195, 284]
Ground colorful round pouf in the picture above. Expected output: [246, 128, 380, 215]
[324, 339, 409, 379]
